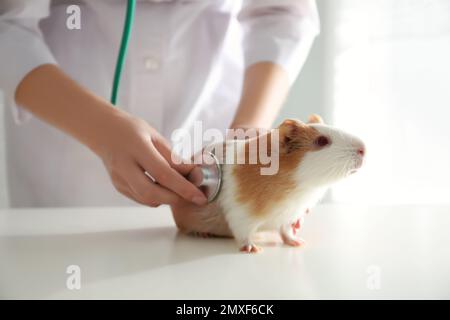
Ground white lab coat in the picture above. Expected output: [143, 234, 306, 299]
[0, 0, 319, 207]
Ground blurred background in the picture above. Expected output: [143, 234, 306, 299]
[280, 0, 450, 205]
[1, 0, 450, 208]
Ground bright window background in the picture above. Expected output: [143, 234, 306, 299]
[330, 0, 450, 204]
[281, 0, 450, 205]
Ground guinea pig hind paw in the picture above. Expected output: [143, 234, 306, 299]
[239, 243, 262, 254]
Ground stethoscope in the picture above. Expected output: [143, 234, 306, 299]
[111, 0, 222, 203]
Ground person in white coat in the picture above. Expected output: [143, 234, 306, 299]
[0, 0, 320, 220]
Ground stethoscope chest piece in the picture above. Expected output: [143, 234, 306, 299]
[187, 151, 222, 203]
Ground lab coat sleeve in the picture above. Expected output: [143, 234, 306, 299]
[0, 0, 56, 123]
[237, 0, 320, 84]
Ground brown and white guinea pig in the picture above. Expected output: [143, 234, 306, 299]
[176, 114, 365, 253]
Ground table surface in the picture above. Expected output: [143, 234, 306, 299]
[1, 204, 449, 299]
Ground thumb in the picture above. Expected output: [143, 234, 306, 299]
[152, 134, 195, 176]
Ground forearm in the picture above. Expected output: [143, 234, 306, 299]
[15, 64, 122, 155]
[14, 64, 207, 206]
[230, 61, 289, 130]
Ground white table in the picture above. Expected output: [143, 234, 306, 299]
[1, 204, 449, 299]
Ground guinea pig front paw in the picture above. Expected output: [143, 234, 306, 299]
[291, 217, 304, 235]
[281, 234, 305, 247]
[281, 224, 305, 247]
[239, 243, 262, 254]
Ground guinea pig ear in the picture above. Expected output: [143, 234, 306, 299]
[278, 119, 304, 153]
[307, 114, 324, 124]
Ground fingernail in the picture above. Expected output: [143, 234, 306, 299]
[192, 195, 207, 206]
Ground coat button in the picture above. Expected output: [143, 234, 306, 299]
[144, 56, 160, 71]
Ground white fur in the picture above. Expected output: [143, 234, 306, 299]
[213, 124, 365, 250]
[218, 141, 258, 245]
[296, 124, 365, 187]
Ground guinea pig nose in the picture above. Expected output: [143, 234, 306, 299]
[357, 147, 365, 157]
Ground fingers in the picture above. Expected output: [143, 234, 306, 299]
[138, 143, 207, 206]
[307, 114, 324, 124]
[152, 134, 196, 176]
[110, 170, 152, 205]
[126, 164, 182, 207]
[116, 184, 148, 206]
[110, 173, 147, 205]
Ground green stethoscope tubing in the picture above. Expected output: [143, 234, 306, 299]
[110, 0, 136, 105]
[110, 0, 222, 203]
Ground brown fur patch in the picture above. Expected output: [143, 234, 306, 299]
[232, 120, 322, 217]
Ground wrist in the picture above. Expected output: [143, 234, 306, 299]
[81, 101, 129, 157]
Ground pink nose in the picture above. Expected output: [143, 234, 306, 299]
[357, 147, 365, 157]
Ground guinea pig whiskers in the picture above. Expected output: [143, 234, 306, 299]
[333, 146, 356, 152]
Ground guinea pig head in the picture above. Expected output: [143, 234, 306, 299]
[278, 115, 365, 188]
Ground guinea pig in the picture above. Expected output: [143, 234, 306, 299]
[175, 114, 365, 253]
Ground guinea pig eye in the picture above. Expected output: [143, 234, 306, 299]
[314, 135, 330, 148]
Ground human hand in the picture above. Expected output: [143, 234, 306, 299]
[14, 64, 207, 207]
[91, 110, 208, 207]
